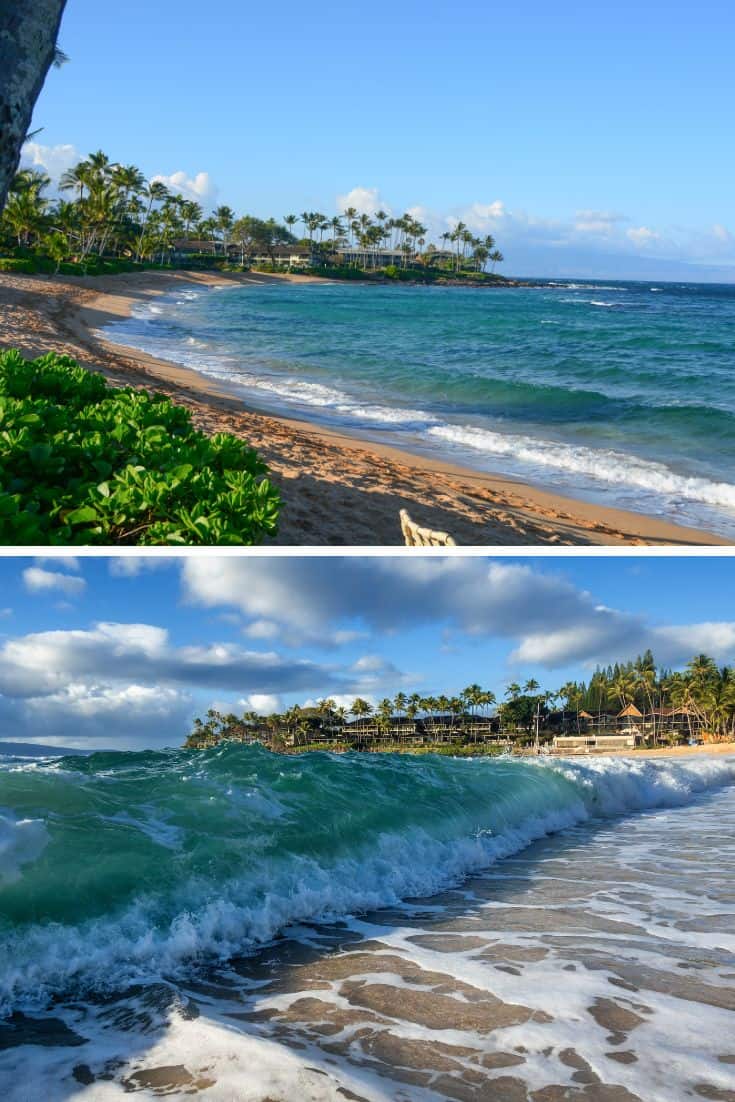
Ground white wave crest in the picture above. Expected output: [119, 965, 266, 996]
[427, 423, 735, 509]
[1, 755, 732, 1014]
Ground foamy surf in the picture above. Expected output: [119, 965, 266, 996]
[0, 748, 733, 1016]
[428, 422, 735, 510]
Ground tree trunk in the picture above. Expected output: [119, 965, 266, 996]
[0, 0, 67, 212]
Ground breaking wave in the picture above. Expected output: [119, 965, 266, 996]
[1, 746, 733, 1015]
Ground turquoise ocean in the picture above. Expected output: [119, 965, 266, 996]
[101, 279, 735, 536]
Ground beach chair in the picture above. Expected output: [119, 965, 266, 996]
[400, 508, 457, 547]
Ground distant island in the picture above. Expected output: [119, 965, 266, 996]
[184, 650, 732, 755]
[1, 148, 507, 283]
[0, 740, 89, 757]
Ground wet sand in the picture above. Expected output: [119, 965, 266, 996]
[0, 270, 725, 546]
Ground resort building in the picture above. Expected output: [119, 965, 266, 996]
[335, 246, 414, 267]
[249, 246, 313, 269]
[186, 702, 706, 753]
[170, 240, 313, 268]
[551, 703, 703, 753]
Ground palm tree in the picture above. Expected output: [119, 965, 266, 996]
[611, 671, 636, 709]
[350, 697, 372, 719]
[342, 206, 357, 245]
[179, 199, 203, 241]
[213, 204, 235, 255]
[489, 249, 504, 273]
[134, 180, 168, 261]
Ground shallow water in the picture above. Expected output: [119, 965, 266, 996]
[0, 749, 733, 1099]
[100, 279, 735, 536]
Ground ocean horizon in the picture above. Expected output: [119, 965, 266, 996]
[100, 277, 735, 538]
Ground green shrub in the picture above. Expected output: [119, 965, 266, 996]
[0, 258, 35, 273]
[0, 350, 281, 545]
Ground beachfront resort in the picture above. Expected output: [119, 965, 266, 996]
[184, 651, 734, 754]
[1, 150, 504, 280]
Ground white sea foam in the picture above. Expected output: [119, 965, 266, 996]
[1, 756, 733, 1014]
[188, 361, 437, 428]
[427, 422, 735, 509]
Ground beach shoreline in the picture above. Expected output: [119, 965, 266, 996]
[0, 268, 726, 546]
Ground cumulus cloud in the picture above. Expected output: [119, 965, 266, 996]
[20, 140, 80, 182]
[180, 558, 735, 671]
[150, 170, 217, 204]
[34, 555, 81, 572]
[336, 186, 391, 216]
[244, 693, 281, 715]
[0, 619, 381, 748]
[454, 200, 507, 228]
[626, 226, 660, 247]
[0, 620, 348, 703]
[108, 556, 174, 577]
[0, 684, 192, 750]
[22, 567, 86, 597]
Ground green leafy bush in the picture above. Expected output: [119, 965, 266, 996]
[0, 350, 281, 545]
[0, 258, 36, 273]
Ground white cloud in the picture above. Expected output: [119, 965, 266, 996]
[22, 567, 86, 597]
[336, 186, 391, 217]
[34, 555, 81, 572]
[573, 210, 627, 236]
[20, 141, 80, 181]
[25, 682, 185, 720]
[244, 693, 280, 715]
[0, 617, 378, 748]
[151, 170, 217, 204]
[108, 557, 173, 577]
[626, 226, 660, 247]
[331, 187, 735, 273]
[1, 683, 192, 750]
[351, 655, 386, 672]
[0, 621, 351, 702]
[243, 620, 280, 640]
[455, 200, 507, 227]
[652, 622, 735, 663]
[180, 558, 735, 672]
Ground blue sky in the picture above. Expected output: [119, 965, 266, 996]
[21, 0, 735, 280]
[1, 554, 734, 750]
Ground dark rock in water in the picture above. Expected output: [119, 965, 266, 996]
[0, 1011, 87, 1049]
[72, 1065, 95, 1085]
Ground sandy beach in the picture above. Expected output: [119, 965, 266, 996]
[0, 269, 726, 546]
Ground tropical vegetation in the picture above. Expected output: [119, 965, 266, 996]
[185, 649, 735, 752]
[0, 349, 280, 544]
[0, 150, 504, 279]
